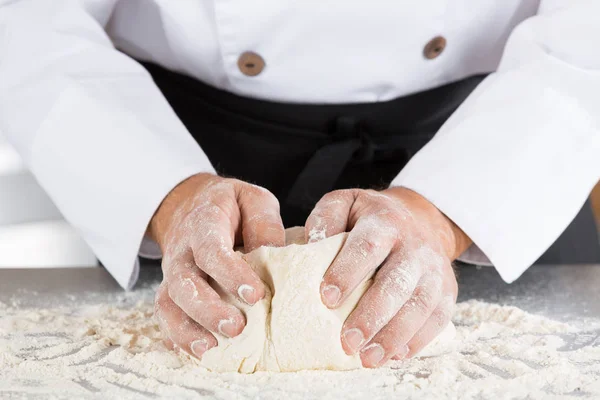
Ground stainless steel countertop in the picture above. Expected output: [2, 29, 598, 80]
[1, 263, 598, 324]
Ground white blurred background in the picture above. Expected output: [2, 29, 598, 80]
[0, 133, 96, 268]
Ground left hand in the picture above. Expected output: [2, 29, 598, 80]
[305, 187, 471, 368]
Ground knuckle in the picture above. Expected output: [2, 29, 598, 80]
[241, 182, 273, 200]
[380, 266, 418, 298]
[154, 297, 166, 318]
[192, 248, 211, 270]
[431, 311, 450, 330]
[322, 189, 346, 201]
[358, 215, 398, 241]
[165, 261, 187, 282]
[439, 295, 456, 316]
[260, 188, 279, 204]
[167, 277, 203, 309]
[431, 299, 454, 329]
[194, 246, 228, 274]
[166, 282, 182, 305]
[424, 272, 444, 292]
[173, 317, 194, 337]
[355, 235, 382, 257]
[360, 190, 394, 208]
[199, 204, 223, 221]
[166, 256, 192, 278]
[411, 286, 436, 315]
[220, 177, 237, 187]
[208, 178, 235, 195]
[320, 189, 355, 207]
[191, 251, 205, 270]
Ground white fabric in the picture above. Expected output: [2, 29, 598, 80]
[0, 1, 598, 288]
[392, 1, 600, 282]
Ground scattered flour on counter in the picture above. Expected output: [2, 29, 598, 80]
[0, 294, 599, 400]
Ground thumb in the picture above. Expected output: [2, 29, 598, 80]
[305, 190, 357, 243]
[237, 183, 285, 252]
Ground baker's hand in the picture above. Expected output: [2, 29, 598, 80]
[306, 187, 471, 368]
[149, 173, 284, 359]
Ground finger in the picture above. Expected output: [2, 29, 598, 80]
[189, 203, 266, 305]
[237, 183, 285, 251]
[155, 282, 217, 359]
[320, 215, 397, 308]
[406, 295, 456, 359]
[166, 252, 246, 338]
[305, 190, 356, 243]
[163, 338, 175, 351]
[340, 249, 423, 355]
[359, 273, 443, 367]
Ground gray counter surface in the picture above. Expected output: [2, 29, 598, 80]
[1, 263, 598, 324]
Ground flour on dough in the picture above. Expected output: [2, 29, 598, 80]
[200, 227, 455, 373]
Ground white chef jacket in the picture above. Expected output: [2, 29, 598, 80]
[0, 1, 598, 290]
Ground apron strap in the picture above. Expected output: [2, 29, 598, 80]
[284, 116, 433, 212]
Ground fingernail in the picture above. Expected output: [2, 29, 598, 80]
[361, 343, 385, 366]
[396, 344, 410, 360]
[238, 284, 256, 305]
[342, 328, 365, 353]
[322, 285, 341, 308]
[218, 319, 238, 338]
[190, 339, 208, 358]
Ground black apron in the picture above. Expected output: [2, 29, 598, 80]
[141, 62, 600, 265]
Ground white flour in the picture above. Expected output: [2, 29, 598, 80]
[0, 288, 599, 400]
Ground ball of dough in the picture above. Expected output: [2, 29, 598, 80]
[199, 227, 455, 373]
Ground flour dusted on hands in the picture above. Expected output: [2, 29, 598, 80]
[200, 227, 455, 372]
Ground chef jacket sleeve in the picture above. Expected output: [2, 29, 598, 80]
[392, 0, 600, 283]
[0, 1, 215, 289]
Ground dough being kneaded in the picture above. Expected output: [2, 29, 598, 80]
[200, 227, 455, 373]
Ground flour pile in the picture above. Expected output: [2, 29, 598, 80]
[0, 290, 599, 399]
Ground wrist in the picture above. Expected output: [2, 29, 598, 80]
[148, 172, 217, 249]
[383, 186, 472, 260]
[445, 214, 472, 260]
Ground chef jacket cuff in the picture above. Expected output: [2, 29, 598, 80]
[139, 235, 162, 260]
[391, 161, 594, 284]
[123, 165, 212, 290]
[391, 169, 531, 283]
[456, 244, 493, 267]
[20, 73, 221, 291]
[391, 136, 596, 284]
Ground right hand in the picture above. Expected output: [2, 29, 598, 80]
[148, 173, 285, 358]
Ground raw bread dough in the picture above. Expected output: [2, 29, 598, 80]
[200, 227, 456, 373]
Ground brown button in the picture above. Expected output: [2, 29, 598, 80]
[238, 51, 265, 76]
[423, 36, 447, 60]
